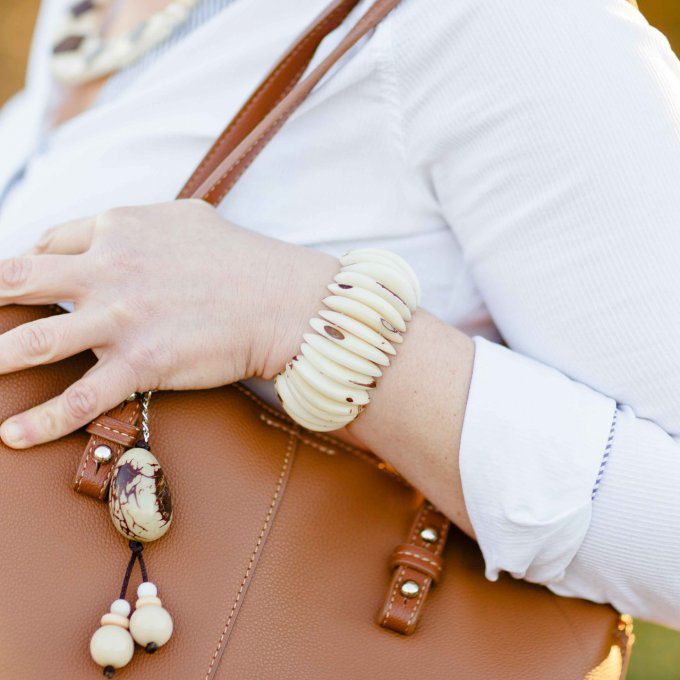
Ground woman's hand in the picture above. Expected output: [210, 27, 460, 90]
[0, 199, 337, 448]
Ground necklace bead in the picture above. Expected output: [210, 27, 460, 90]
[52, 0, 199, 85]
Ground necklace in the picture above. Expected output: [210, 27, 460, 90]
[52, 0, 198, 85]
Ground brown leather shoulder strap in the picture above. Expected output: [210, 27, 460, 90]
[178, 0, 363, 200]
[179, 0, 401, 206]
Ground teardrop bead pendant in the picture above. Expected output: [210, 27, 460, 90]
[109, 446, 173, 543]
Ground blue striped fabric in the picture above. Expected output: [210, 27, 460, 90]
[591, 408, 618, 501]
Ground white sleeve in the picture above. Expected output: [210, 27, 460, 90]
[392, 0, 680, 627]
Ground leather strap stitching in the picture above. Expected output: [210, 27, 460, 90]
[75, 437, 96, 493]
[380, 565, 405, 627]
[392, 550, 441, 570]
[260, 413, 406, 486]
[203, 110, 288, 203]
[232, 381, 392, 470]
[381, 507, 427, 626]
[405, 576, 427, 629]
[89, 421, 137, 439]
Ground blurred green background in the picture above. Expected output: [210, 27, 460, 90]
[1, 1, 679, 678]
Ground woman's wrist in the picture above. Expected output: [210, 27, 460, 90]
[267, 248, 421, 433]
[256, 245, 338, 381]
[346, 310, 475, 531]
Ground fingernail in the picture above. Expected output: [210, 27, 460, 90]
[1, 420, 25, 447]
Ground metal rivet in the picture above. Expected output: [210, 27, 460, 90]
[420, 527, 439, 543]
[93, 445, 112, 463]
[400, 580, 420, 599]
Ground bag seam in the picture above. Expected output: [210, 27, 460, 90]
[203, 429, 297, 679]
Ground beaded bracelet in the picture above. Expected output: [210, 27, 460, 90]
[274, 249, 420, 431]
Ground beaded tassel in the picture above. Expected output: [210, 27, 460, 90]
[89, 394, 174, 676]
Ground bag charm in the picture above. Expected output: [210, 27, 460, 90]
[89, 392, 174, 677]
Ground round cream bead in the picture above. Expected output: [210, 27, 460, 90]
[137, 581, 158, 598]
[90, 625, 134, 669]
[110, 599, 131, 618]
[130, 604, 173, 648]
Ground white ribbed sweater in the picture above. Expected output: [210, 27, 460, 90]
[1, 0, 680, 628]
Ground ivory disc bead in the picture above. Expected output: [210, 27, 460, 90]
[100, 613, 130, 629]
[90, 625, 135, 669]
[130, 604, 173, 648]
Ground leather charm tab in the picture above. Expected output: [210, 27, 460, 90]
[73, 399, 142, 501]
[378, 502, 450, 636]
[389, 544, 443, 583]
[85, 413, 139, 447]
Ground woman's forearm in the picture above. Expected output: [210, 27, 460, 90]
[344, 311, 474, 535]
[259, 249, 476, 534]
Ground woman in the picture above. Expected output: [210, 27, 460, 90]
[1, 0, 679, 630]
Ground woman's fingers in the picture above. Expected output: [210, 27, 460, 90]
[0, 312, 107, 375]
[0, 360, 136, 449]
[0, 254, 89, 304]
[29, 216, 97, 255]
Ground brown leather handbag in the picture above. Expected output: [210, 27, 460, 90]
[0, 1, 635, 678]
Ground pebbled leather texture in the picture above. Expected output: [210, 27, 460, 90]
[0, 305, 631, 679]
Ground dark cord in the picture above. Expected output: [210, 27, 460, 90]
[118, 540, 149, 600]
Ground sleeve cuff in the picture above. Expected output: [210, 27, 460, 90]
[459, 337, 617, 584]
